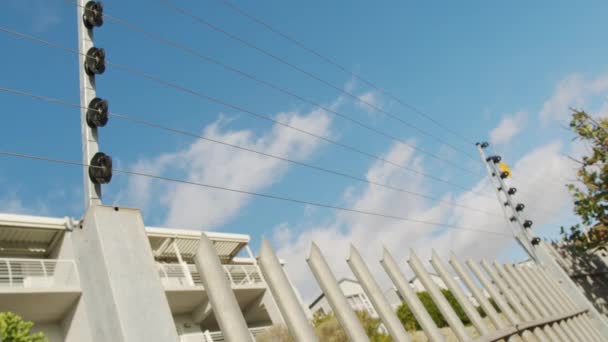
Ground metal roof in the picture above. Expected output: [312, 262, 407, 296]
[146, 227, 250, 263]
[0, 213, 251, 261]
[0, 213, 68, 257]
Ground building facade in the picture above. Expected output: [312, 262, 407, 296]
[309, 278, 379, 318]
[0, 212, 290, 341]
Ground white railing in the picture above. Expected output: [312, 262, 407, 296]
[204, 326, 269, 342]
[223, 264, 264, 286]
[157, 263, 264, 288]
[0, 258, 79, 289]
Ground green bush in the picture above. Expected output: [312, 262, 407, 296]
[0, 312, 48, 342]
[477, 297, 501, 318]
[312, 310, 392, 342]
[255, 324, 294, 342]
[396, 289, 472, 331]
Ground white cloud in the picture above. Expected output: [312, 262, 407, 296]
[489, 111, 527, 145]
[356, 91, 381, 113]
[273, 140, 577, 302]
[123, 104, 335, 229]
[540, 73, 608, 123]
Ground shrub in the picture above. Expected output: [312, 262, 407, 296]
[396, 289, 472, 331]
[312, 310, 392, 342]
[0, 312, 48, 342]
[477, 297, 502, 318]
[255, 325, 294, 342]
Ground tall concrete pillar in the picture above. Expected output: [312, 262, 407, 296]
[347, 245, 410, 341]
[307, 243, 369, 342]
[72, 205, 178, 342]
[194, 233, 252, 342]
[258, 239, 317, 341]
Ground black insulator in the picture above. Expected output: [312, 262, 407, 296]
[497, 186, 503, 191]
[515, 203, 525, 212]
[523, 220, 533, 229]
[83, 1, 104, 29]
[84, 47, 105, 75]
[86, 98, 108, 128]
[481, 142, 489, 148]
[531, 237, 541, 246]
[509, 216, 517, 222]
[504, 202, 509, 206]
[492, 172, 496, 177]
[89, 152, 112, 184]
[485, 155, 502, 164]
[508, 187, 517, 195]
[500, 171, 509, 179]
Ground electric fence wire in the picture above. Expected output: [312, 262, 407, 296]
[208, 0, 575, 192]
[0, 26, 499, 202]
[158, 0, 484, 169]
[2, 25, 564, 218]
[0, 86, 503, 217]
[0, 150, 515, 238]
[214, 0, 475, 146]
[77, 6, 483, 179]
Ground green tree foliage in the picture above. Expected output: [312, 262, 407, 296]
[396, 289, 471, 331]
[312, 310, 392, 342]
[563, 110, 608, 251]
[0, 312, 48, 342]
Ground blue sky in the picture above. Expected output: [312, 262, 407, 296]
[2, 0, 608, 298]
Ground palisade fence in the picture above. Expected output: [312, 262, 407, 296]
[194, 233, 608, 342]
[544, 240, 608, 317]
[0, 1, 603, 341]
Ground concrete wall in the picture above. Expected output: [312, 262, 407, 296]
[31, 323, 63, 342]
[174, 314, 206, 342]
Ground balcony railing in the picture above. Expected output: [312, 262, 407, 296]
[157, 263, 264, 288]
[203, 326, 268, 341]
[0, 258, 79, 289]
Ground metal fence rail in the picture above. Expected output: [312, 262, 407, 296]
[0, 258, 79, 288]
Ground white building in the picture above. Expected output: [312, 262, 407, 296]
[408, 273, 447, 292]
[0, 212, 290, 342]
[309, 278, 378, 318]
[309, 273, 455, 316]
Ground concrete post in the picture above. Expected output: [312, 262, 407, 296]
[449, 254, 506, 330]
[72, 205, 178, 342]
[77, 0, 101, 207]
[380, 248, 444, 342]
[194, 233, 253, 342]
[409, 250, 469, 341]
[430, 250, 488, 336]
[307, 243, 368, 342]
[257, 239, 317, 342]
[347, 245, 410, 341]
[477, 143, 608, 335]
[466, 259, 549, 342]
